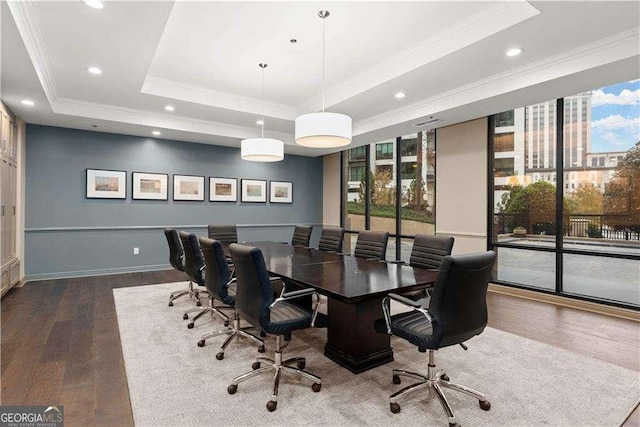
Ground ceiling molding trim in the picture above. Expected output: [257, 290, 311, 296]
[297, 1, 540, 114]
[141, 76, 297, 121]
[353, 27, 640, 137]
[6, 0, 59, 104]
[52, 98, 295, 144]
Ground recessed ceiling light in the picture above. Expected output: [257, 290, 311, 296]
[394, 92, 406, 99]
[256, 119, 264, 126]
[505, 47, 523, 57]
[164, 105, 175, 112]
[82, 0, 105, 9]
[152, 130, 161, 136]
[21, 99, 35, 106]
[87, 66, 102, 75]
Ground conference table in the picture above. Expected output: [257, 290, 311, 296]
[235, 242, 438, 374]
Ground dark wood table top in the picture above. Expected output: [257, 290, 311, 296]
[234, 241, 438, 303]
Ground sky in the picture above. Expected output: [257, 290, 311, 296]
[590, 78, 640, 153]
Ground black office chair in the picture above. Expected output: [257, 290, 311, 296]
[354, 230, 389, 261]
[397, 234, 454, 301]
[291, 225, 313, 247]
[227, 243, 322, 412]
[197, 237, 265, 358]
[165, 228, 200, 307]
[207, 224, 238, 244]
[179, 231, 211, 328]
[374, 251, 496, 426]
[318, 227, 345, 252]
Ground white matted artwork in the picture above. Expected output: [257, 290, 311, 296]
[173, 175, 205, 201]
[241, 179, 267, 203]
[209, 177, 237, 202]
[86, 168, 127, 199]
[132, 172, 168, 200]
[269, 181, 292, 203]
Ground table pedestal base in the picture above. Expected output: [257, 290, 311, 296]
[323, 296, 393, 374]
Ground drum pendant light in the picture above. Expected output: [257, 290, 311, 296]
[241, 63, 284, 162]
[295, 10, 352, 148]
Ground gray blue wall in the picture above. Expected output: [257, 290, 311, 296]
[25, 125, 323, 280]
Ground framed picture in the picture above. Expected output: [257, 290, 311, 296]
[86, 169, 126, 199]
[173, 174, 205, 201]
[241, 179, 267, 203]
[209, 177, 237, 202]
[132, 172, 168, 200]
[270, 181, 293, 204]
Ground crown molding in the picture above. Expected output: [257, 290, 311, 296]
[6, 0, 59, 104]
[297, 1, 540, 114]
[141, 76, 297, 121]
[53, 98, 295, 144]
[353, 27, 640, 137]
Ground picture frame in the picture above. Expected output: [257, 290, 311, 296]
[173, 174, 205, 201]
[209, 177, 237, 202]
[269, 181, 293, 204]
[132, 172, 168, 200]
[241, 179, 267, 203]
[86, 168, 127, 199]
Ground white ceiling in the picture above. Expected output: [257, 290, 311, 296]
[1, 1, 639, 157]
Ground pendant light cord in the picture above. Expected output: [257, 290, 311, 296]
[261, 65, 265, 139]
[322, 15, 325, 113]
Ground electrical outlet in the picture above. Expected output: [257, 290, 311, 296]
[133, 247, 139, 255]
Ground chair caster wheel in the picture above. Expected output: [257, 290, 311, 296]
[392, 374, 401, 384]
[479, 400, 491, 411]
[311, 383, 321, 392]
[187, 323, 194, 329]
[449, 423, 460, 427]
[216, 352, 224, 360]
[224, 320, 229, 327]
[168, 302, 174, 307]
[441, 374, 449, 381]
[252, 362, 261, 370]
[196, 300, 202, 307]
[297, 361, 306, 370]
[183, 314, 189, 320]
[266, 401, 277, 412]
[197, 340, 205, 347]
[260, 331, 266, 338]
[258, 345, 265, 353]
[227, 384, 237, 394]
[390, 402, 401, 414]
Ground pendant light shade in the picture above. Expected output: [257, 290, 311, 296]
[295, 112, 352, 148]
[295, 10, 352, 148]
[241, 63, 284, 162]
[241, 138, 284, 162]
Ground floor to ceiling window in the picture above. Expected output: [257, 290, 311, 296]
[489, 78, 640, 308]
[341, 131, 436, 260]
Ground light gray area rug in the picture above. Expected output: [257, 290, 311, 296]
[114, 282, 640, 426]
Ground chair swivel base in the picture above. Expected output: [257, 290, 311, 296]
[183, 300, 232, 329]
[197, 315, 265, 359]
[227, 336, 321, 412]
[168, 281, 207, 307]
[389, 350, 490, 427]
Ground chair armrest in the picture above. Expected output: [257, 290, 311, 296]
[381, 293, 434, 335]
[387, 260, 406, 265]
[270, 288, 322, 327]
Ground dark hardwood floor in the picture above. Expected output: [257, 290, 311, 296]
[1, 270, 638, 426]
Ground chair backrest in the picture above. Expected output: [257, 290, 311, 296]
[318, 227, 345, 252]
[164, 228, 184, 272]
[409, 234, 455, 270]
[207, 224, 238, 245]
[199, 237, 234, 305]
[428, 251, 496, 348]
[292, 225, 313, 247]
[354, 231, 389, 260]
[228, 244, 274, 329]
[179, 231, 205, 285]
